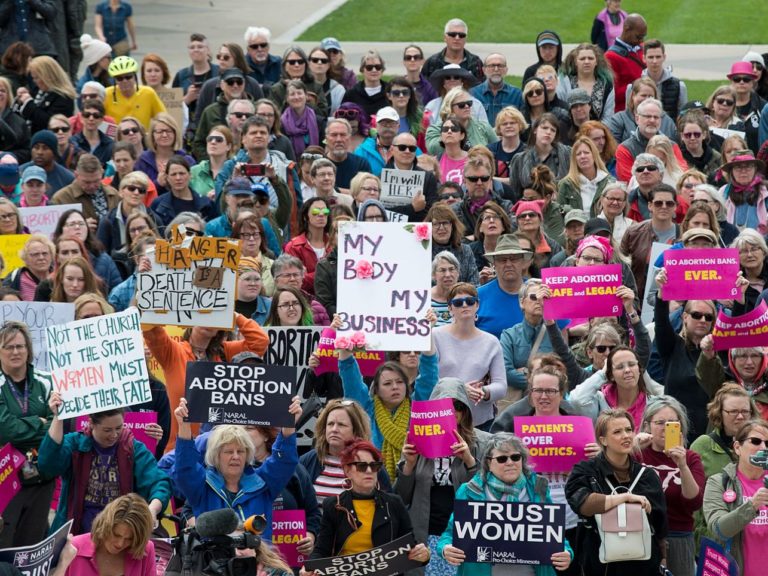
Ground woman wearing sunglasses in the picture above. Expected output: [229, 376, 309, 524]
[706, 86, 745, 144]
[284, 197, 331, 296]
[308, 46, 344, 114]
[440, 432, 573, 575]
[425, 87, 497, 156]
[511, 200, 562, 269]
[703, 419, 768, 576]
[96, 171, 158, 256]
[268, 46, 328, 118]
[385, 76, 424, 138]
[301, 439, 430, 576]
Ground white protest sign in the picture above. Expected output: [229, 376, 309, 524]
[385, 209, 409, 223]
[0, 302, 74, 370]
[642, 242, 672, 325]
[380, 169, 425, 207]
[136, 228, 240, 329]
[46, 307, 151, 419]
[19, 204, 81, 239]
[337, 222, 432, 351]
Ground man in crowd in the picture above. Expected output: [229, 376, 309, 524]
[51, 154, 119, 230]
[422, 18, 484, 81]
[244, 26, 281, 87]
[194, 68, 248, 159]
[19, 131, 74, 195]
[324, 119, 371, 192]
[354, 107, 407, 177]
[637, 39, 688, 119]
[605, 13, 648, 112]
[471, 53, 523, 125]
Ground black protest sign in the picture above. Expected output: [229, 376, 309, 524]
[452, 500, 565, 565]
[304, 533, 421, 576]
[0, 519, 73, 576]
[184, 362, 295, 426]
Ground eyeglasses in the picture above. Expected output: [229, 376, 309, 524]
[361, 186, 380, 193]
[390, 89, 411, 98]
[310, 207, 330, 216]
[2, 344, 27, 353]
[433, 220, 452, 229]
[579, 255, 605, 264]
[207, 135, 225, 143]
[184, 228, 204, 237]
[683, 131, 703, 139]
[745, 437, 768, 447]
[114, 74, 134, 83]
[592, 344, 616, 354]
[733, 353, 763, 361]
[526, 89, 544, 97]
[639, 113, 662, 120]
[27, 251, 49, 259]
[231, 112, 252, 120]
[276, 272, 302, 280]
[393, 143, 417, 153]
[326, 49, 340, 55]
[531, 388, 560, 396]
[349, 461, 384, 473]
[364, 64, 383, 72]
[0, 214, 19, 222]
[82, 112, 103, 120]
[450, 296, 478, 307]
[485, 63, 506, 69]
[732, 76, 754, 84]
[652, 200, 676, 209]
[286, 59, 305, 66]
[51, 126, 71, 134]
[453, 100, 472, 109]
[128, 225, 149, 235]
[249, 43, 269, 50]
[682, 182, 699, 189]
[517, 212, 539, 220]
[403, 54, 423, 62]
[466, 175, 491, 183]
[81, 93, 100, 100]
[487, 454, 522, 463]
[224, 78, 244, 86]
[277, 301, 301, 310]
[123, 184, 146, 194]
[715, 97, 735, 106]
[446, 31, 467, 39]
[635, 165, 659, 173]
[153, 129, 174, 136]
[613, 360, 639, 371]
[64, 221, 87, 229]
[441, 125, 461, 133]
[688, 311, 714, 322]
[239, 232, 261, 240]
[481, 214, 499, 222]
[526, 292, 539, 301]
[216, 54, 231, 61]
[651, 419, 680, 427]
[120, 127, 140, 135]
[722, 409, 752, 417]
[436, 266, 457, 274]
[309, 57, 329, 64]
[604, 196, 626, 204]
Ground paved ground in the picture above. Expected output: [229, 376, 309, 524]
[91, 0, 768, 81]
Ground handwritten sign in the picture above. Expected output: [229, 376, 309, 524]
[304, 533, 421, 576]
[541, 264, 622, 320]
[0, 234, 31, 278]
[0, 443, 22, 516]
[453, 501, 565, 565]
[337, 222, 432, 351]
[712, 300, 768, 351]
[514, 416, 595, 473]
[697, 538, 738, 576]
[19, 204, 81, 239]
[272, 509, 306, 568]
[407, 398, 457, 458]
[184, 362, 295, 426]
[76, 412, 158, 454]
[663, 248, 740, 301]
[0, 519, 73, 576]
[385, 210, 409, 223]
[0, 301, 74, 371]
[156, 87, 185, 138]
[46, 308, 151, 419]
[314, 327, 385, 377]
[380, 169, 425, 207]
[136, 227, 240, 328]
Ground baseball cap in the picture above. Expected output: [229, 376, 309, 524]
[321, 37, 342, 52]
[21, 165, 47, 185]
[584, 217, 612, 237]
[375, 106, 400, 124]
[224, 177, 254, 196]
[221, 68, 245, 82]
[565, 209, 588, 225]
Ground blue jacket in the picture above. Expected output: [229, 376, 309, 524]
[173, 432, 298, 540]
[70, 130, 114, 168]
[353, 137, 422, 177]
[246, 53, 282, 87]
[92, 250, 123, 291]
[108, 273, 136, 312]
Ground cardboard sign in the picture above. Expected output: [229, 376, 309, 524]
[514, 416, 595, 473]
[136, 229, 240, 328]
[76, 412, 158, 454]
[337, 222, 432, 351]
[19, 204, 81, 239]
[0, 234, 31, 278]
[663, 248, 740, 301]
[541, 264, 623, 320]
[46, 308, 151, 419]
[155, 87, 185, 137]
[0, 301, 74, 371]
[407, 398, 457, 458]
[0, 443, 23, 516]
[272, 509, 306, 568]
[303, 533, 421, 576]
[385, 210, 409, 223]
[184, 361, 295, 426]
[712, 300, 768, 351]
[314, 327, 385, 378]
[452, 501, 565, 565]
[0, 519, 73, 576]
[380, 169, 425, 207]
[696, 537, 739, 576]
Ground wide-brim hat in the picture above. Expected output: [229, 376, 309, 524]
[429, 64, 479, 92]
[721, 151, 766, 174]
[681, 227, 718, 245]
[484, 234, 533, 259]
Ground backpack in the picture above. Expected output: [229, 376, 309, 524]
[594, 466, 652, 563]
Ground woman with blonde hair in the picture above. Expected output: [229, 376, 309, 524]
[97, 170, 158, 255]
[48, 114, 82, 170]
[2, 233, 53, 301]
[74, 292, 115, 320]
[0, 197, 25, 235]
[134, 112, 196, 195]
[558, 135, 614, 217]
[646, 134, 687, 188]
[425, 87, 497, 155]
[706, 85, 745, 134]
[14, 56, 76, 133]
[488, 106, 528, 183]
[0, 75, 29, 162]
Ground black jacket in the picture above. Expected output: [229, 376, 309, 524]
[0, 109, 30, 164]
[382, 159, 438, 222]
[342, 81, 389, 118]
[15, 91, 75, 134]
[314, 247, 337, 317]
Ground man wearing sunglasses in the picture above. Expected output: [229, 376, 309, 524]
[422, 18, 484, 82]
[194, 68, 247, 160]
[453, 159, 508, 238]
[379, 132, 436, 221]
[243, 26, 281, 88]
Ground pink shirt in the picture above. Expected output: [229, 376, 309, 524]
[439, 154, 467, 185]
[737, 470, 768, 576]
[66, 533, 156, 576]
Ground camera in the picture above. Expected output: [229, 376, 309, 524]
[193, 532, 262, 576]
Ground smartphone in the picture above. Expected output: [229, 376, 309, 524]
[664, 421, 682, 451]
[193, 74, 204, 88]
[242, 164, 266, 177]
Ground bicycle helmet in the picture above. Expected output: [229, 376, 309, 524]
[108, 56, 138, 78]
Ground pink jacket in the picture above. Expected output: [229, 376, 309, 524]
[66, 533, 156, 576]
[722, 182, 768, 235]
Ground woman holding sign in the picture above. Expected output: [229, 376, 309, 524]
[284, 197, 331, 297]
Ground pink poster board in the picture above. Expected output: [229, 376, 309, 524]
[541, 264, 622, 320]
[314, 328, 386, 377]
[272, 509, 306, 568]
[514, 415, 595, 473]
[663, 248, 740, 301]
[76, 412, 158, 453]
[406, 398, 457, 458]
[0, 443, 22, 515]
[712, 300, 768, 351]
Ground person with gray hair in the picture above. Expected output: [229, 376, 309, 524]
[431, 250, 460, 326]
[626, 152, 665, 220]
[272, 254, 330, 325]
[163, 211, 206, 239]
[224, 98, 255, 148]
[422, 18, 484, 82]
[691, 183, 739, 245]
[637, 396, 704, 576]
[310, 157, 353, 208]
[243, 26, 281, 86]
[729, 228, 768, 316]
[437, 432, 574, 573]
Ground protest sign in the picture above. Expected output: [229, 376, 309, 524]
[712, 299, 768, 351]
[136, 227, 240, 328]
[385, 209, 409, 223]
[453, 501, 565, 565]
[0, 519, 73, 576]
[19, 204, 81, 239]
[407, 398, 457, 458]
[514, 416, 595, 473]
[184, 362, 295, 426]
[272, 509, 306, 568]
[663, 248, 740, 301]
[304, 533, 421, 576]
[696, 538, 738, 576]
[541, 264, 622, 320]
[46, 308, 151, 419]
[156, 87, 185, 136]
[642, 242, 672, 324]
[76, 412, 158, 453]
[0, 443, 22, 516]
[380, 169, 425, 207]
[314, 327, 385, 378]
[0, 234, 31, 279]
[0, 301, 74, 371]
[337, 222, 432, 351]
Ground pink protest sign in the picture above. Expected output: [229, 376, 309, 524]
[272, 509, 306, 568]
[406, 398, 457, 458]
[514, 415, 595, 473]
[712, 300, 768, 351]
[0, 443, 22, 515]
[76, 411, 158, 453]
[541, 264, 623, 321]
[663, 248, 740, 301]
[314, 328, 386, 377]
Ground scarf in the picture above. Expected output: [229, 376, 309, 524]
[281, 106, 319, 157]
[467, 472, 528, 502]
[373, 395, 410, 480]
[468, 192, 492, 215]
[731, 175, 764, 198]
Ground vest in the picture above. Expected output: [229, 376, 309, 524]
[658, 76, 681, 119]
[596, 9, 625, 48]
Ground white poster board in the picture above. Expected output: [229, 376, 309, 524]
[0, 302, 74, 370]
[336, 221, 432, 351]
[19, 204, 81, 239]
[380, 169, 425, 207]
[642, 242, 673, 324]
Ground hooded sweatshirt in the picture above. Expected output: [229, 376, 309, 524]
[522, 30, 563, 86]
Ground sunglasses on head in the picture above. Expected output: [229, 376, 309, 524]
[309, 57, 329, 64]
[446, 31, 467, 39]
[286, 59, 305, 66]
[364, 64, 383, 72]
[394, 144, 417, 153]
[349, 461, 383, 473]
[635, 165, 659, 173]
[688, 310, 714, 322]
[249, 42, 268, 50]
[225, 78, 244, 86]
[450, 296, 478, 307]
[466, 175, 490, 183]
[487, 454, 522, 463]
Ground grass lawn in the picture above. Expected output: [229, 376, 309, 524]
[299, 0, 766, 44]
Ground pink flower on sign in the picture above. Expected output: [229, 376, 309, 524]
[350, 331, 367, 349]
[335, 336, 353, 350]
[414, 224, 430, 241]
[355, 259, 374, 279]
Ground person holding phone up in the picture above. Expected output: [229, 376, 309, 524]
[636, 396, 705, 576]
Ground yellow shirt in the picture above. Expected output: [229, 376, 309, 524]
[104, 85, 166, 128]
[339, 498, 375, 556]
